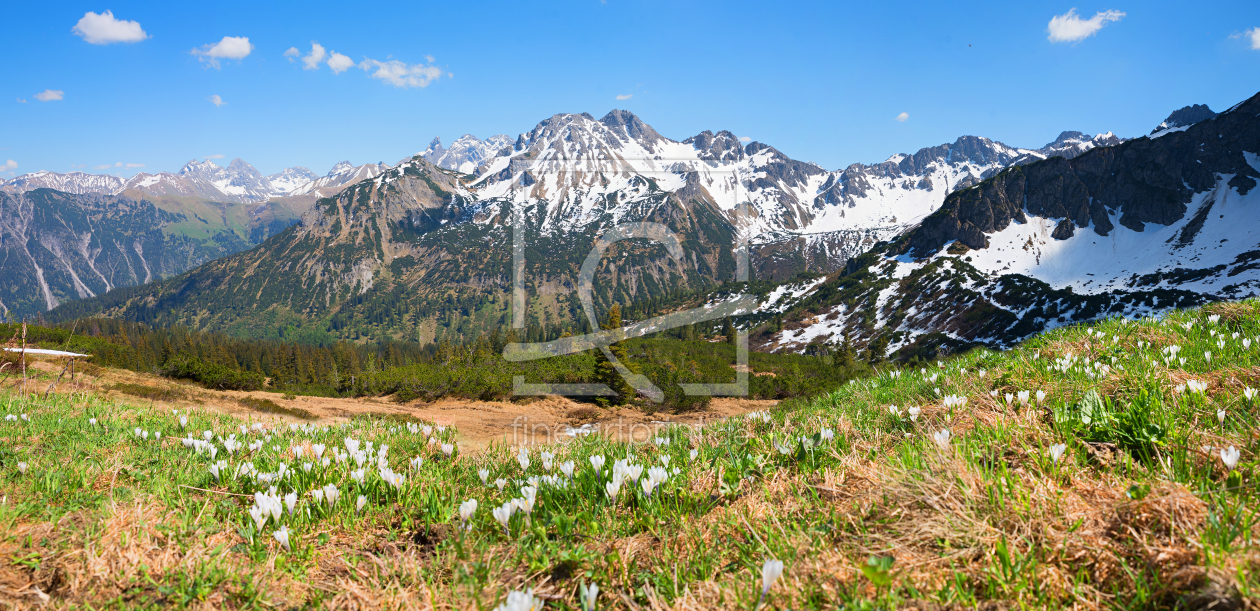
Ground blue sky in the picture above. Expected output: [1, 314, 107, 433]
[2, 1, 1259, 178]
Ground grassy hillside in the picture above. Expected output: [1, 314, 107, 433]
[1, 300, 1257, 608]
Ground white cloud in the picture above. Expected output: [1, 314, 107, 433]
[205, 154, 225, 159]
[1047, 8, 1125, 43]
[615, 94, 633, 100]
[283, 47, 300, 61]
[16, 97, 26, 103]
[125, 163, 145, 168]
[35, 89, 64, 102]
[302, 42, 326, 70]
[1247, 27, 1260, 50]
[72, 10, 148, 45]
[2, 160, 16, 171]
[739, 136, 751, 143]
[93, 164, 111, 170]
[192, 36, 254, 68]
[209, 94, 226, 107]
[327, 51, 354, 74]
[895, 112, 909, 122]
[359, 58, 445, 88]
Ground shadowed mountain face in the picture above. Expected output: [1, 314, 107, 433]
[1151, 104, 1217, 134]
[0, 189, 255, 319]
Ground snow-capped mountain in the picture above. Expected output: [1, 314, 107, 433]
[286, 161, 390, 197]
[448, 109, 1128, 277]
[750, 92, 1260, 358]
[0, 171, 126, 196]
[267, 167, 319, 196]
[421, 134, 514, 174]
[3, 159, 374, 205]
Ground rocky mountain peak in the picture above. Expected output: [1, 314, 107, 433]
[1152, 104, 1217, 134]
[178, 158, 221, 179]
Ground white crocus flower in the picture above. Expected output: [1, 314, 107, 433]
[932, 429, 951, 449]
[1221, 447, 1240, 471]
[640, 476, 657, 497]
[357, 495, 368, 513]
[492, 502, 514, 533]
[560, 460, 575, 478]
[589, 454, 606, 472]
[248, 505, 268, 531]
[579, 581, 599, 611]
[1217, 410, 1226, 426]
[647, 466, 668, 486]
[322, 484, 339, 507]
[516, 448, 530, 472]
[442, 443, 455, 458]
[273, 525, 291, 551]
[761, 559, 785, 600]
[907, 407, 920, 422]
[459, 498, 478, 526]
[689, 448, 700, 460]
[518, 486, 537, 517]
[284, 492, 297, 515]
[179, 415, 188, 430]
[1049, 443, 1067, 463]
[479, 468, 490, 484]
[17, 462, 28, 474]
[494, 589, 542, 611]
[495, 478, 508, 491]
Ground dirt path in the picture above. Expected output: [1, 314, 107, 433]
[17, 356, 776, 452]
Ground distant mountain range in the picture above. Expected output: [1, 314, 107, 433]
[0, 159, 396, 319]
[40, 99, 1233, 352]
[2, 158, 387, 204]
[421, 135, 514, 174]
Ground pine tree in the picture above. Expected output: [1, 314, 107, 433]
[838, 334, 857, 370]
[867, 334, 890, 365]
[593, 305, 634, 406]
[722, 317, 736, 345]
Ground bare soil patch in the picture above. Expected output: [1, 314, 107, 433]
[17, 356, 776, 452]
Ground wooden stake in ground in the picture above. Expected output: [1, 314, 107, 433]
[20, 322, 27, 396]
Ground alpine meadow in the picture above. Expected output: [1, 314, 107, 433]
[2, 2, 1260, 610]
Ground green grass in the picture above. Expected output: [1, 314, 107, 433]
[0, 300, 1257, 608]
